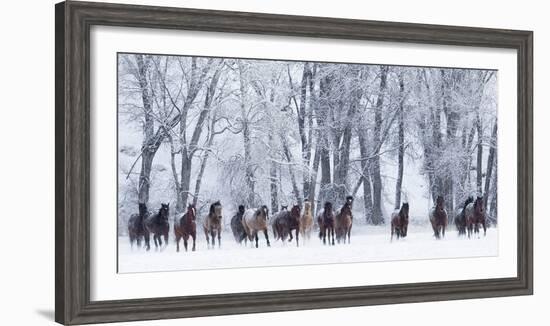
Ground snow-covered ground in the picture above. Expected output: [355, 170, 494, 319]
[118, 223, 498, 274]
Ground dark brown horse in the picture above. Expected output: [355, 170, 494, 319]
[272, 205, 301, 247]
[144, 203, 170, 250]
[391, 202, 409, 241]
[429, 196, 448, 239]
[203, 201, 223, 249]
[128, 203, 149, 249]
[230, 205, 247, 244]
[455, 196, 473, 236]
[465, 196, 486, 238]
[242, 206, 271, 248]
[335, 196, 353, 244]
[317, 202, 335, 246]
[174, 204, 197, 252]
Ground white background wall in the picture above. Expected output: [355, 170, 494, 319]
[0, 0, 545, 325]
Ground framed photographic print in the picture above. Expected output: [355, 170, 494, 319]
[55, 0, 533, 324]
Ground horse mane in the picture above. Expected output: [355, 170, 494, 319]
[465, 196, 474, 207]
[138, 203, 148, 220]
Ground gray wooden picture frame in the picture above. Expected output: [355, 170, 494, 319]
[55, 1, 533, 324]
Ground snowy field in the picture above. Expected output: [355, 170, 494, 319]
[118, 223, 498, 274]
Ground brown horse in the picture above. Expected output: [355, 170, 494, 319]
[429, 196, 448, 239]
[144, 203, 170, 250]
[272, 205, 301, 247]
[391, 202, 409, 241]
[465, 196, 486, 238]
[203, 201, 223, 249]
[335, 196, 353, 244]
[174, 204, 197, 252]
[299, 200, 314, 241]
[455, 196, 474, 236]
[317, 202, 335, 245]
[242, 206, 270, 248]
[128, 203, 149, 249]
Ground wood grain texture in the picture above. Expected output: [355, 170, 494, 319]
[55, 1, 533, 324]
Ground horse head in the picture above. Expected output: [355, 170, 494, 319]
[436, 196, 445, 212]
[475, 196, 485, 215]
[401, 202, 409, 218]
[210, 201, 222, 219]
[345, 195, 354, 207]
[400, 202, 409, 236]
[280, 205, 288, 211]
[323, 202, 334, 222]
[290, 205, 301, 221]
[159, 203, 170, 221]
[303, 200, 311, 212]
[238, 205, 245, 215]
[260, 205, 269, 221]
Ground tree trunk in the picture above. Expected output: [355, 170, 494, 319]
[135, 55, 156, 208]
[282, 135, 303, 207]
[476, 112, 483, 195]
[394, 72, 405, 209]
[484, 121, 497, 207]
[371, 66, 388, 225]
[358, 130, 373, 223]
[317, 73, 333, 206]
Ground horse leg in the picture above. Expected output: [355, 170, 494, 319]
[254, 232, 259, 248]
[295, 229, 299, 247]
[442, 226, 446, 238]
[483, 221, 487, 236]
[217, 229, 221, 249]
[210, 229, 216, 248]
[129, 234, 135, 249]
[144, 232, 150, 251]
[183, 237, 188, 252]
[205, 229, 210, 249]
[192, 233, 196, 251]
[154, 235, 159, 250]
[176, 235, 180, 252]
[263, 229, 270, 247]
[164, 232, 169, 247]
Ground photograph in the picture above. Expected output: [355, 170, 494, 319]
[117, 53, 499, 273]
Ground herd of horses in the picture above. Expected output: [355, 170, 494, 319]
[127, 194, 488, 252]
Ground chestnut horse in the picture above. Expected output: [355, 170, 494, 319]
[465, 196, 486, 238]
[174, 204, 197, 252]
[335, 196, 353, 244]
[272, 205, 301, 247]
[317, 202, 335, 246]
[203, 201, 223, 249]
[230, 205, 247, 244]
[429, 196, 448, 239]
[299, 200, 314, 241]
[242, 206, 271, 248]
[391, 202, 409, 241]
[455, 196, 473, 236]
[128, 203, 149, 249]
[144, 203, 170, 250]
